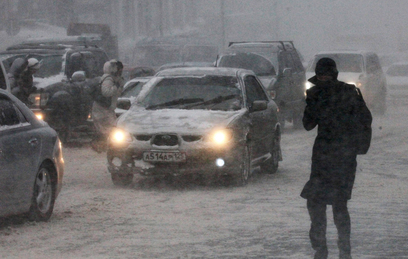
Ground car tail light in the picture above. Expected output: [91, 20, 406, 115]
[269, 90, 276, 99]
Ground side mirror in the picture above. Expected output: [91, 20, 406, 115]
[251, 100, 267, 112]
[282, 68, 292, 77]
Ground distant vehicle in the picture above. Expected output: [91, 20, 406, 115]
[216, 41, 306, 129]
[0, 89, 64, 221]
[385, 62, 408, 100]
[306, 50, 387, 114]
[115, 76, 152, 117]
[0, 43, 109, 142]
[132, 36, 219, 70]
[107, 67, 282, 187]
[122, 65, 155, 82]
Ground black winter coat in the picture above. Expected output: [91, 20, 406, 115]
[300, 76, 372, 204]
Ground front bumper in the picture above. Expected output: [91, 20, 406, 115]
[107, 143, 244, 177]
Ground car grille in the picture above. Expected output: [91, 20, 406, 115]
[182, 135, 202, 142]
[135, 135, 152, 141]
[152, 134, 179, 146]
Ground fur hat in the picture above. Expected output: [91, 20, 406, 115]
[315, 57, 338, 78]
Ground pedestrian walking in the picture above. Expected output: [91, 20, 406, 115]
[300, 58, 372, 259]
[91, 59, 124, 152]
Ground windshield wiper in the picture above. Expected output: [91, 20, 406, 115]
[184, 94, 238, 109]
[146, 98, 204, 109]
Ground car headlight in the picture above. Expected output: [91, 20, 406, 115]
[109, 128, 132, 147]
[210, 129, 233, 146]
[28, 92, 49, 107]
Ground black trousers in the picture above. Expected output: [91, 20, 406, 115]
[307, 199, 351, 254]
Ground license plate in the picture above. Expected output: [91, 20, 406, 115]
[143, 152, 186, 162]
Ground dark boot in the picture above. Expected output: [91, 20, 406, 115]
[339, 249, 352, 259]
[314, 247, 328, 259]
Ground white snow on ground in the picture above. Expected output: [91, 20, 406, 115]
[0, 100, 407, 259]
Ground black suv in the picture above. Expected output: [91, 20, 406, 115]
[216, 41, 306, 129]
[0, 43, 109, 141]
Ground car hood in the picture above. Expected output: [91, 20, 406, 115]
[117, 108, 247, 134]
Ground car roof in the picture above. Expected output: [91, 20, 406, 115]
[155, 67, 254, 77]
[314, 50, 376, 56]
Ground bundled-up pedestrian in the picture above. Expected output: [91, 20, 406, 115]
[91, 59, 124, 152]
[301, 58, 372, 259]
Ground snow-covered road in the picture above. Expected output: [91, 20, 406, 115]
[0, 102, 407, 259]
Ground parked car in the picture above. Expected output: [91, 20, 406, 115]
[0, 89, 64, 221]
[115, 76, 152, 117]
[306, 50, 387, 114]
[0, 43, 109, 141]
[216, 41, 306, 129]
[385, 62, 408, 100]
[107, 67, 282, 186]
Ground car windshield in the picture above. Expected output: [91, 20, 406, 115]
[34, 55, 63, 78]
[386, 64, 408, 76]
[142, 75, 242, 111]
[218, 53, 276, 76]
[308, 54, 363, 73]
[0, 54, 63, 78]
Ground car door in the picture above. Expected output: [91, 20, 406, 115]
[244, 74, 274, 160]
[0, 95, 41, 215]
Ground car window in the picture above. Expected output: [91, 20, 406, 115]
[34, 55, 63, 78]
[121, 81, 146, 98]
[244, 75, 268, 105]
[367, 54, 382, 73]
[0, 97, 28, 127]
[291, 52, 304, 72]
[386, 64, 408, 76]
[282, 52, 295, 71]
[0, 63, 6, 90]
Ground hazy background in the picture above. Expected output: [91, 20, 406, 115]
[1, 0, 408, 63]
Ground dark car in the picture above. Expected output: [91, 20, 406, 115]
[0, 89, 64, 221]
[0, 43, 109, 141]
[216, 41, 306, 129]
[106, 67, 282, 187]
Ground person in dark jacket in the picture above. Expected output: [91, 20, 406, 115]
[9, 57, 40, 105]
[301, 58, 372, 259]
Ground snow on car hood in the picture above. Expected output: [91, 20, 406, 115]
[117, 108, 247, 134]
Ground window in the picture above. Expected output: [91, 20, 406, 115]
[244, 75, 268, 106]
[0, 98, 27, 127]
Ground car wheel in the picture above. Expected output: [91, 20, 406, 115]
[260, 132, 281, 174]
[111, 173, 134, 187]
[234, 145, 250, 186]
[28, 165, 56, 222]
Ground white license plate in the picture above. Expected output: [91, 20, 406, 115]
[143, 152, 186, 162]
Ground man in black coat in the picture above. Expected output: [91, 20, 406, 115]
[301, 58, 372, 259]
